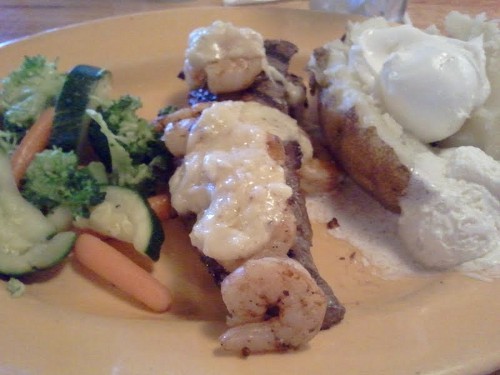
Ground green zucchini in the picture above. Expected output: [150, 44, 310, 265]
[50, 64, 111, 156]
[74, 186, 164, 261]
[0, 153, 76, 276]
[88, 119, 112, 172]
[0, 232, 77, 276]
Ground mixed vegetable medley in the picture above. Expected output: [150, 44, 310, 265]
[0, 56, 175, 307]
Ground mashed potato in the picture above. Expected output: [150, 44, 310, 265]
[308, 13, 500, 272]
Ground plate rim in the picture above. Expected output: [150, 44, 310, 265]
[0, 6, 499, 375]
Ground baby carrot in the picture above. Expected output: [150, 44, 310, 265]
[10, 107, 55, 185]
[74, 233, 172, 312]
[147, 194, 172, 221]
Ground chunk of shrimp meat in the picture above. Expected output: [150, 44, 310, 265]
[220, 257, 327, 354]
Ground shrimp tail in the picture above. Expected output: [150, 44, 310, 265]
[220, 322, 294, 355]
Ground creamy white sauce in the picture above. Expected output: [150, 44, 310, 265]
[168, 101, 312, 268]
[307, 181, 424, 280]
[185, 21, 265, 74]
[183, 21, 305, 104]
[265, 64, 306, 106]
[183, 20, 266, 92]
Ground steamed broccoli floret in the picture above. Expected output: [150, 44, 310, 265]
[87, 96, 172, 194]
[0, 129, 19, 154]
[100, 95, 166, 164]
[102, 95, 156, 163]
[87, 109, 156, 192]
[21, 148, 106, 218]
[0, 55, 65, 135]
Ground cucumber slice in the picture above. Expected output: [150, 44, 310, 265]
[75, 186, 164, 261]
[0, 232, 76, 276]
[50, 64, 111, 155]
[0, 153, 76, 276]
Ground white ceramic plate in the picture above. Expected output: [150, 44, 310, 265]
[1, 7, 499, 375]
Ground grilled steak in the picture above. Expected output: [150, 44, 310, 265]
[283, 141, 345, 329]
[185, 39, 307, 118]
[164, 40, 345, 331]
[196, 140, 345, 330]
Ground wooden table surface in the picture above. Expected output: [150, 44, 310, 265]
[0, 1, 498, 375]
[0, 0, 498, 45]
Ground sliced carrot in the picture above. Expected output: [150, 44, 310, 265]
[147, 194, 172, 221]
[10, 107, 55, 185]
[74, 233, 172, 312]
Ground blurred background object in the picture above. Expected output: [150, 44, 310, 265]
[0, 0, 499, 44]
[309, 0, 408, 22]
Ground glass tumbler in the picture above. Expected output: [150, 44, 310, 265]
[309, 0, 408, 23]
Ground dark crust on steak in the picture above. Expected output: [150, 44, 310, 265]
[263, 39, 298, 75]
[283, 141, 345, 330]
[187, 39, 307, 118]
[199, 255, 229, 286]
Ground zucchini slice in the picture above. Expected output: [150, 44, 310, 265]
[88, 119, 112, 172]
[0, 153, 76, 276]
[50, 64, 111, 155]
[0, 232, 76, 276]
[75, 186, 164, 261]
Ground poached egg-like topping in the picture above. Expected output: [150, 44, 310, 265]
[351, 23, 491, 143]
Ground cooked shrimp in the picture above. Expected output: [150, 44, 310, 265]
[162, 118, 195, 158]
[156, 103, 212, 157]
[183, 57, 263, 95]
[153, 102, 211, 132]
[204, 57, 263, 94]
[219, 257, 327, 355]
[182, 21, 267, 94]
